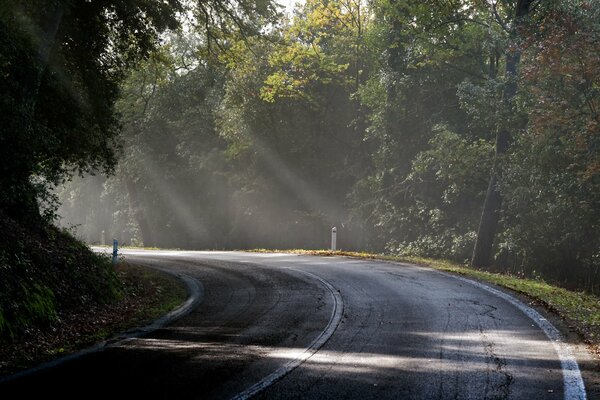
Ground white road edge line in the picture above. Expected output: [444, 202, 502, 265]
[447, 273, 586, 400]
[230, 269, 344, 400]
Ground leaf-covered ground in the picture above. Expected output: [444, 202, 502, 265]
[0, 262, 186, 379]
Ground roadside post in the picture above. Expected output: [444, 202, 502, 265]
[331, 227, 337, 252]
[112, 239, 118, 265]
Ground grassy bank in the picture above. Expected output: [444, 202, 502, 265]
[0, 262, 187, 378]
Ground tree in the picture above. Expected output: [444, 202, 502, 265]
[56, 0, 281, 248]
[471, 0, 535, 267]
[497, 0, 600, 289]
[203, 0, 375, 249]
[0, 0, 181, 224]
[114, 1, 279, 247]
[353, 0, 503, 252]
[116, 40, 230, 248]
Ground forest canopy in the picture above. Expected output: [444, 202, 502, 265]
[2, 0, 598, 292]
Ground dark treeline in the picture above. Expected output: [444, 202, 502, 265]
[50, 0, 600, 291]
[0, 0, 284, 340]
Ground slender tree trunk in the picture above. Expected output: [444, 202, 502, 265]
[125, 176, 155, 247]
[121, 69, 160, 247]
[471, 0, 533, 267]
[471, 139, 507, 267]
[384, 0, 404, 164]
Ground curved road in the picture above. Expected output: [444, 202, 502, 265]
[1, 250, 593, 399]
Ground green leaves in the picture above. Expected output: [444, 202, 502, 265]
[47, 0, 600, 291]
[259, 0, 367, 103]
[0, 0, 184, 223]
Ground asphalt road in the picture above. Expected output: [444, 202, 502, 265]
[1, 250, 594, 399]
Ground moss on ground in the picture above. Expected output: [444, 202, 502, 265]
[0, 262, 187, 378]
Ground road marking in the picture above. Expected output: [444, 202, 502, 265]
[230, 269, 344, 400]
[448, 274, 586, 400]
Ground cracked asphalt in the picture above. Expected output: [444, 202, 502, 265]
[1, 250, 595, 399]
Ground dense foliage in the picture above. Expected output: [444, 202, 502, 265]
[0, 0, 279, 340]
[0, 0, 182, 223]
[0, 0, 190, 341]
[33, 0, 600, 292]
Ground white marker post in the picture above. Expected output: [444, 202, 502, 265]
[331, 227, 337, 252]
[112, 239, 118, 265]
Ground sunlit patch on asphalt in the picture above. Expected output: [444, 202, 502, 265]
[114, 338, 559, 377]
[409, 331, 560, 361]
[96, 251, 587, 399]
[230, 269, 344, 400]
[447, 273, 587, 400]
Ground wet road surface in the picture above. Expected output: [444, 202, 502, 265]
[1, 250, 590, 399]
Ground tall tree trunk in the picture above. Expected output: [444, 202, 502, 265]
[125, 176, 155, 247]
[384, 0, 405, 171]
[471, 0, 533, 267]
